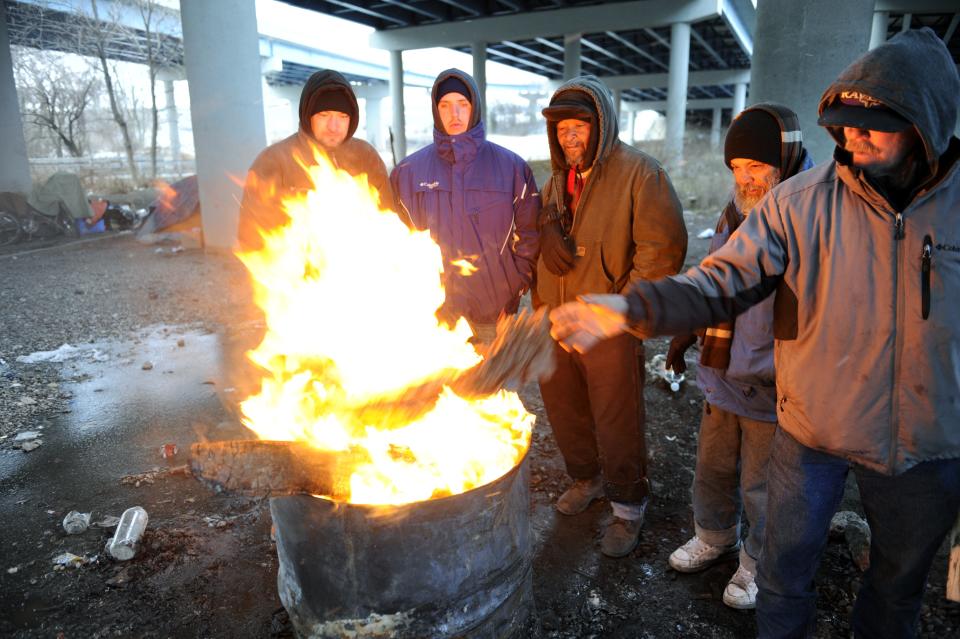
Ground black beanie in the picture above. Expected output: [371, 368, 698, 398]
[310, 89, 354, 116]
[724, 109, 782, 170]
[436, 77, 471, 103]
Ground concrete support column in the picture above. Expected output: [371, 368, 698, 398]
[665, 21, 691, 171]
[180, 0, 266, 249]
[870, 11, 889, 49]
[629, 110, 637, 145]
[563, 33, 582, 80]
[733, 82, 747, 116]
[472, 41, 487, 122]
[613, 89, 622, 131]
[0, 2, 32, 194]
[164, 80, 181, 175]
[749, 0, 874, 163]
[389, 49, 406, 163]
[710, 106, 722, 150]
[366, 97, 382, 151]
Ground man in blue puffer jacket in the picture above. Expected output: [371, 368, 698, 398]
[390, 69, 540, 345]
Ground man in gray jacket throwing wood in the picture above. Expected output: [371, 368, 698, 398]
[548, 28, 960, 639]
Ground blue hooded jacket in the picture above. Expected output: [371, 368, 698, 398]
[390, 69, 540, 325]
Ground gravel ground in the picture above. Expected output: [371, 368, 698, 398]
[0, 233, 254, 449]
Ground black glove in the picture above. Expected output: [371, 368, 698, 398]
[666, 334, 697, 374]
[540, 219, 576, 276]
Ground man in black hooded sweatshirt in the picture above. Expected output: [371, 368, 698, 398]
[237, 69, 396, 251]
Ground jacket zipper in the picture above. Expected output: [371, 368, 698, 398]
[889, 210, 905, 472]
[921, 235, 932, 320]
[553, 178, 567, 304]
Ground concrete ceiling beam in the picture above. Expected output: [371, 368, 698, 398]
[624, 97, 734, 112]
[873, 0, 960, 11]
[369, 0, 723, 50]
[603, 68, 750, 90]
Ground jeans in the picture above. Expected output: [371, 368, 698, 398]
[539, 333, 649, 504]
[692, 402, 776, 574]
[757, 427, 960, 639]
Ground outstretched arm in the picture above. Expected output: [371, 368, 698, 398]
[552, 195, 789, 352]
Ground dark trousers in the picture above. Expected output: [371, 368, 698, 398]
[757, 427, 960, 639]
[539, 333, 649, 504]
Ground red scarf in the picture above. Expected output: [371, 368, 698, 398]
[565, 166, 585, 213]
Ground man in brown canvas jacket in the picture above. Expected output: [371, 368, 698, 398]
[536, 75, 687, 557]
[237, 69, 396, 251]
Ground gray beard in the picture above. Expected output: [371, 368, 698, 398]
[733, 190, 765, 213]
[732, 168, 780, 214]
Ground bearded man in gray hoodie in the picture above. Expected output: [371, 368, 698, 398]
[549, 28, 960, 638]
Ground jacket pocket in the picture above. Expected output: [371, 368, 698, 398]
[580, 240, 616, 293]
[921, 235, 932, 320]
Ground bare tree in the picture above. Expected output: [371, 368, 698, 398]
[88, 0, 139, 184]
[13, 48, 100, 157]
[131, 0, 181, 181]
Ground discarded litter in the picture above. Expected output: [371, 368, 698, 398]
[647, 354, 685, 392]
[697, 228, 715, 239]
[53, 552, 90, 569]
[94, 515, 121, 528]
[16, 344, 107, 364]
[17, 344, 83, 364]
[14, 431, 41, 441]
[120, 464, 189, 486]
[159, 443, 178, 459]
[107, 506, 149, 561]
[141, 361, 154, 371]
[19, 440, 42, 452]
[62, 511, 92, 535]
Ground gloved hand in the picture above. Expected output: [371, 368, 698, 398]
[665, 334, 697, 374]
[540, 219, 576, 276]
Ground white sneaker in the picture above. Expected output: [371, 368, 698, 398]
[668, 535, 740, 573]
[722, 564, 758, 610]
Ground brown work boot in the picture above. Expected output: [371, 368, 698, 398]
[600, 516, 642, 557]
[555, 476, 604, 515]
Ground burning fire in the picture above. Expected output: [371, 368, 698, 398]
[236, 150, 533, 505]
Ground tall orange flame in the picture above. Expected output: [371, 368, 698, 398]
[236, 151, 532, 505]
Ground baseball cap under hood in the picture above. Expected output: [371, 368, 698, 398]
[817, 27, 959, 172]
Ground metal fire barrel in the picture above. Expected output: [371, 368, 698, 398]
[270, 453, 532, 638]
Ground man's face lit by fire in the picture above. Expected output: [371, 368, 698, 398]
[557, 119, 592, 169]
[438, 92, 472, 136]
[311, 110, 351, 150]
[730, 158, 780, 213]
[843, 126, 919, 178]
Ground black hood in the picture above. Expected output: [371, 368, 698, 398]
[430, 69, 482, 134]
[817, 27, 959, 175]
[298, 69, 359, 141]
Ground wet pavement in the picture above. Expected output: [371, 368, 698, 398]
[0, 324, 282, 637]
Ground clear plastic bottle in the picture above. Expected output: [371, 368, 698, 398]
[107, 506, 149, 560]
[62, 510, 91, 535]
[663, 369, 685, 392]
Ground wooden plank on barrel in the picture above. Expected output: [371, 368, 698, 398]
[189, 440, 363, 499]
[948, 513, 960, 602]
